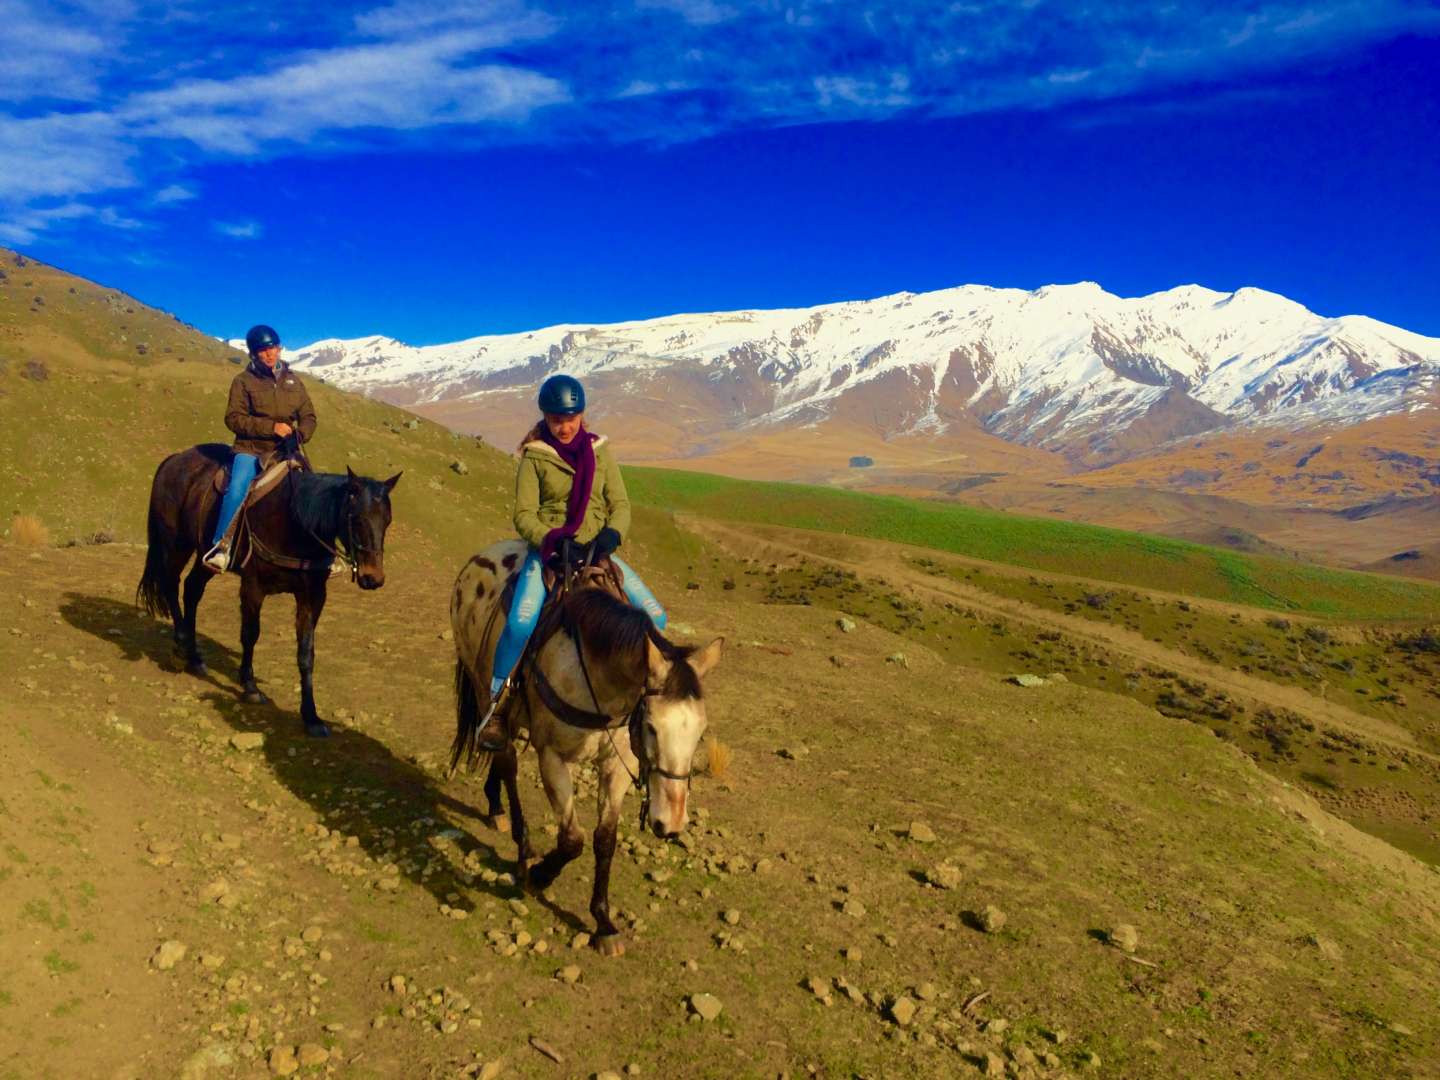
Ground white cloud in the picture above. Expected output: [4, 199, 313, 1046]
[355, 0, 557, 42]
[153, 183, 198, 205]
[125, 35, 568, 152]
[636, 0, 737, 26]
[0, 0, 111, 102]
[213, 220, 263, 239]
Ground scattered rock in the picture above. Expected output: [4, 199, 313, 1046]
[571, 932, 592, 950]
[885, 653, 909, 669]
[267, 1045, 298, 1076]
[906, 821, 937, 843]
[152, 940, 187, 970]
[915, 982, 937, 1001]
[981, 1052, 1006, 1077]
[557, 965, 582, 985]
[1109, 924, 1139, 953]
[925, 863, 962, 889]
[450, 460, 469, 475]
[841, 900, 867, 919]
[887, 996, 917, 1026]
[836, 617, 856, 633]
[979, 906, 1006, 934]
[229, 732, 265, 752]
[690, 993, 723, 1022]
[296, 1044, 328, 1068]
[529, 1037, 564, 1064]
[199, 879, 229, 903]
[1007, 674, 1047, 688]
[1010, 1046, 1037, 1067]
[723, 909, 741, 926]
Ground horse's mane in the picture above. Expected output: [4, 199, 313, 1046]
[562, 588, 702, 699]
[290, 472, 351, 540]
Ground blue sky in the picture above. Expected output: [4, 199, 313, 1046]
[3, 1, 1438, 343]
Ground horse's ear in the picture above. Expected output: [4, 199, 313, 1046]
[383, 471, 402, 492]
[690, 636, 724, 679]
[346, 465, 359, 488]
[646, 638, 672, 687]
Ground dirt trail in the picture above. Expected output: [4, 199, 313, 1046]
[687, 517, 1431, 760]
[6, 542, 1440, 1079]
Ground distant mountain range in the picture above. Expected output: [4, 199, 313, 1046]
[282, 282, 1439, 466]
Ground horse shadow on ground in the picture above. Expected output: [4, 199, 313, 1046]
[59, 591, 588, 932]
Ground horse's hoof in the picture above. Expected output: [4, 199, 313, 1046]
[592, 934, 626, 957]
[483, 813, 510, 834]
[241, 689, 270, 706]
[305, 721, 331, 739]
[186, 661, 209, 678]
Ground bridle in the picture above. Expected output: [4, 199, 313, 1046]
[303, 488, 376, 583]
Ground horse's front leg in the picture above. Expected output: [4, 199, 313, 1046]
[295, 577, 329, 737]
[590, 757, 633, 957]
[238, 576, 269, 705]
[527, 746, 584, 891]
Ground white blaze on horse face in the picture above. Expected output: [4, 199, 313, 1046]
[645, 697, 706, 838]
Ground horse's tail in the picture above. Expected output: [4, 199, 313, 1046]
[136, 494, 173, 619]
[448, 658, 490, 776]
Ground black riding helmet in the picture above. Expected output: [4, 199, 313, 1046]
[245, 324, 281, 355]
[538, 374, 585, 416]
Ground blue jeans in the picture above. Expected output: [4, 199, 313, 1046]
[211, 452, 258, 545]
[488, 550, 668, 696]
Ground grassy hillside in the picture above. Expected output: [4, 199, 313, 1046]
[625, 466, 1440, 621]
[5, 248, 1440, 1078]
[0, 246, 521, 561]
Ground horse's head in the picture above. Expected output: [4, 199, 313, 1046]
[633, 635, 724, 839]
[345, 467, 402, 590]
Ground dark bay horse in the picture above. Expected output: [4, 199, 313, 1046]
[450, 539, 723, 956]
[137, 443, 400, 737]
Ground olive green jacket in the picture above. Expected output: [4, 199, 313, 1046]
[225, 359, 318, 457]
[513, 434, 631, 550]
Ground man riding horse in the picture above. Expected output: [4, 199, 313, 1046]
[473, 374, 667, 751]
[203, 324, 317, 572]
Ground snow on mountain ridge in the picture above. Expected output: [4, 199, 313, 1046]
[284, 282, 1439, 456]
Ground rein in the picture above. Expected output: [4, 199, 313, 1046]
[243, 474, 368, 582]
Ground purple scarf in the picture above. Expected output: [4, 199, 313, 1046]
[538, 425, 597, 562]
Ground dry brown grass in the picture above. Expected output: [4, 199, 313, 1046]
[8, 514, 50, 547]
[703, 733, 732, 784]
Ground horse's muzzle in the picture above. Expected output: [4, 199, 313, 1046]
[358, 568, 385, 590]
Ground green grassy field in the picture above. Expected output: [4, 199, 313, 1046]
[624, 466, 1440, 622]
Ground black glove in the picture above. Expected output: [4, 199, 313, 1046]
[276, 432, 302, 460]
[592, 527, 622, 558]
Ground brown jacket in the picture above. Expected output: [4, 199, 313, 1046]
[225, 358, 318, 457]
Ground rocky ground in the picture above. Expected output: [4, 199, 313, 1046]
[4, 541, 1440, 1079]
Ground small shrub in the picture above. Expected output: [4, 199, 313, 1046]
[21, 359, 48, 381]
[703, 734, 733, 784]
[8, 514, 50, 547]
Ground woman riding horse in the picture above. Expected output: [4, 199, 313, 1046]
[203, 324, 317, 572]
[473, 374, 666, 750]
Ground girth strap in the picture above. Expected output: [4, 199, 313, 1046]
[527, 659, 632, 731]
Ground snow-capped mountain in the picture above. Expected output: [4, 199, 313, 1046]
[284, 282, 1439, 464]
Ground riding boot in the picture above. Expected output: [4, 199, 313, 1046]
[475, 678, 513, 753]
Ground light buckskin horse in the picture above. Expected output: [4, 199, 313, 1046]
[449, 539, 723, 956]
[137, 443, 400, 737]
